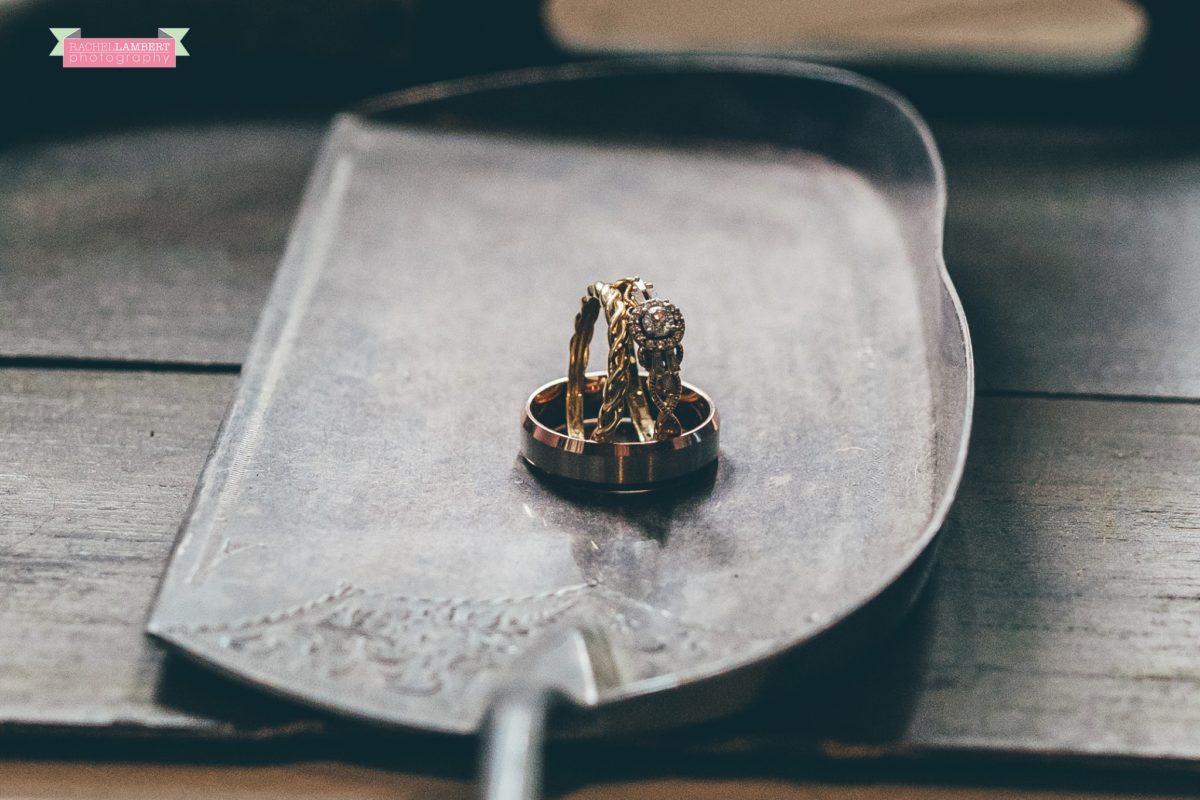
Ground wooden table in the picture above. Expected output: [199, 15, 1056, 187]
[3, 117, 1200, 795]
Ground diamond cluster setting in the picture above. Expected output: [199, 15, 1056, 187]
[631, 299, 685, 351]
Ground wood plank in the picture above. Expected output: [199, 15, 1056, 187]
[940, 124, 1200, 397]
[879, 394, 1200, 758]
[4, 121, 1199, 399]
[545, 0, 1148, 74]
[4, 370, 1200, 766]
[0, 368, 254, 732]
[2, 759, 1195, 800]
[0, 122, 323, 365]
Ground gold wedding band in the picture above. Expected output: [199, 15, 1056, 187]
[521, 376, 718, 489]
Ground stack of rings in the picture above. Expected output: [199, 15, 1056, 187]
[519, 275, 718, 488]
[566, 277, 686, 442]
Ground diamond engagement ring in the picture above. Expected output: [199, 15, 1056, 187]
[629, 297, 685, 440]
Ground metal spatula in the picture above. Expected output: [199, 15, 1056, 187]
[147, 57, 973, 796]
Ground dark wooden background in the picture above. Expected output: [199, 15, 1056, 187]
[4, 3, 1200, 796]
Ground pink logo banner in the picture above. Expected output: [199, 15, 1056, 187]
[63, 37, 176, 68]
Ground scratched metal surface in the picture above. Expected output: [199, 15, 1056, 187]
[147, 61, 972, 735]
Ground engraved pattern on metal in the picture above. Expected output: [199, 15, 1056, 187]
[166, 583, 773, 707]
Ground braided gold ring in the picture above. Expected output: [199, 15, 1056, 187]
[566, 278, 655, 442]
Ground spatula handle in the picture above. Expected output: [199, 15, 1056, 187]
[479, 685, 551, 800]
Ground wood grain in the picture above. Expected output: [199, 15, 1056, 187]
[4, 370, 1200, 767]
[0, 761, 462, 800]
[0, 369, 243, 732]
[881, 394, 1200, 758]
[0, 122, 322, 365]
[940, 124, 1200, 397]
[1, 760, 1193, 800]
